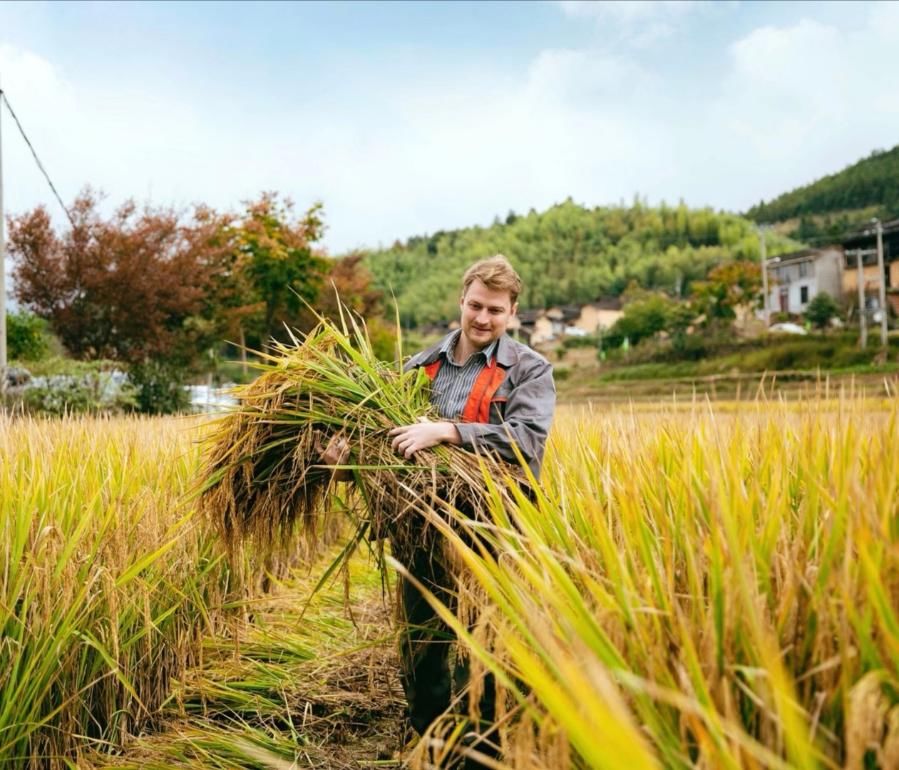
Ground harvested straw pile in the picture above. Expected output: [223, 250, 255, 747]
[198, 315, 520, 571]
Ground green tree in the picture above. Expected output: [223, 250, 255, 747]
[6, 310, 50, 361]
[224, 193, 327, 349]
[804, 292, 840, 330]
[747, 144, 899, 224]
[690, 260, 762, 323]
[611, 294, 677, 346]
[362, 201, 799, 327]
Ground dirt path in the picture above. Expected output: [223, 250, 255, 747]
[88, 557, 409, 769]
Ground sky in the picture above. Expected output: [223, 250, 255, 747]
[1, 0, 898, 260]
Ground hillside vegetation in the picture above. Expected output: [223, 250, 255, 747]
[747, 145, 899, 239]
[363, 199, 799, 327]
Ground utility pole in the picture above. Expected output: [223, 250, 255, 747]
[847, 247, 876, 349]
[0, 80, 7, 399]
[758, 225, 770, 326]
[855, 249, 868, 349]
[874, 218, 888, 348]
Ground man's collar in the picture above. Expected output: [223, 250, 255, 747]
[441, 331, 511, 366]
[495, 333, 519, 367]
[415, 330, 520, 369]
[438, 329, 460, 357]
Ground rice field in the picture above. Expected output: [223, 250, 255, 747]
[0, 416, 237, 769]
[2, 395, 898, 769]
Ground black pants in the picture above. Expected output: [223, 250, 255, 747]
[397, 547, 498, 764]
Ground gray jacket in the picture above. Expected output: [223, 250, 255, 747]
[405, 333, 556, 478]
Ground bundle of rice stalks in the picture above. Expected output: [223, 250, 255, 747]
[198, 312, 521, 576]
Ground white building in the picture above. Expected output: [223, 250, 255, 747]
[764, 247, 843, 316]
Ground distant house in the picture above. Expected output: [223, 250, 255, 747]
[570, 298, 624, 334]
[841, 218, 899, 315]
[521, 312, 554, 346]
[513, 309, 541, 346]
[764, 247, 844, 315]
[518, 298, 623, 346]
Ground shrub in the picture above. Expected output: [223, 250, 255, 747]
[366, 316, 399, 362]
[805, 292, 840, 329]
[22, 364, 135, 416]
[7, 311, 50, 361]
[128, 361, 191, 415]
[561, 334, 600, 351]
[670, 334, 712, 361]
[611, 295, 672, 346]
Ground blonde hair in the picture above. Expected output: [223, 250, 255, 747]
[461, 255, 522, 305]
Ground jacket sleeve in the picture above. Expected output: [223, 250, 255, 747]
[453, 357, 556, 478]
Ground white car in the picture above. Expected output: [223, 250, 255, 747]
[768, 322, 808, 336]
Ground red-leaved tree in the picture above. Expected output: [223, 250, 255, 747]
[9, 191, 230, 365]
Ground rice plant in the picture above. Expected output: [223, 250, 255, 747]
[9, 313, 896, 770]
[0, 416, 234, 769]
[86, 550, 405, 770]
[410, 398, 899, 769]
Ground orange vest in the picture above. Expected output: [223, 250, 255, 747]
[423, 357, 506, 423]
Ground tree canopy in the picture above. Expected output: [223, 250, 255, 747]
[8, 191, 384, 372]
[222, 194, 328, 349]
[747, 145, 899, 227]
[9, 191, 228, 365]
[361, 199, 800, 326]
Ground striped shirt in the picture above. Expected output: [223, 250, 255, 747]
[429, 331, 499, 420]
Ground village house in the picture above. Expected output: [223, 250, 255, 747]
[569, 298, 625, 335]
[840, 218, 899, 316]
[521, 299, 623, 346]
[763, 247, 844, 316]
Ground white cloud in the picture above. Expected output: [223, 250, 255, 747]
[526, 49, 653, 105]
[0, 44, 64, 96]
[0, 45, 76, 308]
[1, 38, 669, 254]
[0, 45, 77, 205]
[558, 0, 701, 46]
[3, 1, 899, 263]
[300, 48, 672, 250]
[709, 7, 899, 210]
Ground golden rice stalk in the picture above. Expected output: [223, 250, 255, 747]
[197, 314, 523, 573]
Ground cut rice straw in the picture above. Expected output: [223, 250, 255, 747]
[197, 307, 525, 583]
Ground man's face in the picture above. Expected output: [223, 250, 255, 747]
[459, 279, 518, 351]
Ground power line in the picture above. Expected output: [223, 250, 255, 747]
[0, 89, 76, 229]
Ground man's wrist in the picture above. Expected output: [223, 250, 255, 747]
[440, 421, 462, 445]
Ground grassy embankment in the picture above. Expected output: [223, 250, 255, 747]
[553, 333, 899, 401]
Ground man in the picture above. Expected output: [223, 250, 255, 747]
[389, 255, 555, 477]
[387, 255, 556, 759]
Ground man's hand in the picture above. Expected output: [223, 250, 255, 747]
[389, 418, 461, 459]
[314, 432, 353, 481]
[319, 435, 350, 466]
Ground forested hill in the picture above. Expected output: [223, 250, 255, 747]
[362, 199, 799, 327]
[747, 145, 899, 231]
